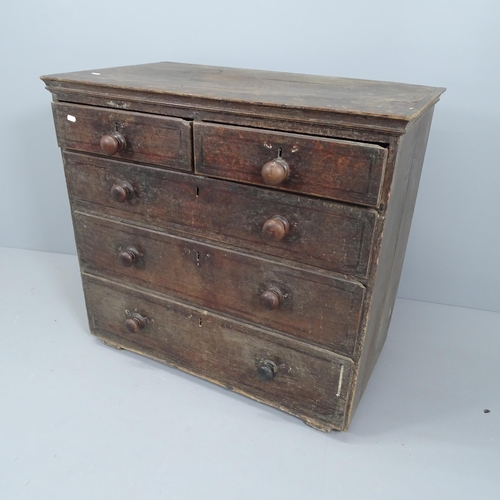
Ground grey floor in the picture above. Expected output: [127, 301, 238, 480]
[1, 246, 499, 499]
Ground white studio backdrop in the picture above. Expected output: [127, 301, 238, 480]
[0, 0, 499, 313]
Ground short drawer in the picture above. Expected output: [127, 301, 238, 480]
[64, 152, 377, 278]
[83, 274, 353, 431]
[75, 212, 365, 356]
[194, 122, 387, 207]
[52, 103, 192, 170]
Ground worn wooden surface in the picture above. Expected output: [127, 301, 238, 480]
[83, 274, 353, 432]
[74, 212, 365, 356]
[194, 122, 387, 207]
[42, 61, 444, 122]
[44, 62, 444, 431]
[53, 102, 192, 170]
[347, 108, 436, 424]
[64, 152, 377, 278]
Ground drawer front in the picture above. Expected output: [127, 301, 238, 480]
[75, 212, 365, 355]
[83, 274, 353, 431]
[52, 103, 192, 170]
[194, 122, 387, 207]
[64, 152, 377, 278]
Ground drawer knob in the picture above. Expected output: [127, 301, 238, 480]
[111, 181, 134, 203]
[125, 313, 147, 333]
[100, 132, 126, 155]
[257, 360, 278, 381]
[262, 216, 290, 241]
[259, 286, 283, 310]
[261, 158, 289, 186]
[118, 247, 140, 267]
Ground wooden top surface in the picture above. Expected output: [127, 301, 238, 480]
[42, 61, 445, 122]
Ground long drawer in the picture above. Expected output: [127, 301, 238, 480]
[83, 274, 353, 431]
[194, 122, 387, 207]
[53, 102, 192, 170]
[64, 152, 378, 278]
[74, 212, 365, 355]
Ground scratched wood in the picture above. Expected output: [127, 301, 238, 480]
[63, 151, 378, 279]
[42, 61, 444, 128]
[52, 102, 192, 170]
[43, 61, 444, 431]
[347, 107, 437, 426]
[84, 274, 353, 432]
[194, 122, 387, 207]
[74, 211, 365, 356]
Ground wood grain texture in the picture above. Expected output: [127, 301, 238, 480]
[42, 61, 444, 122]
[194, 122, 387, 207]
[347, 108, 436, 426]
[63, 152, 378, 278]
[44, 88, 411, 138]
[74, 212, 365, 356]
[52, 102, 192, 170]
[83, 274, 353, 432]
[44, 61, 444, 431]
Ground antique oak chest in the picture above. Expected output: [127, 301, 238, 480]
[42, 62, 444, 431]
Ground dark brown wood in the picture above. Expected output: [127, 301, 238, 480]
[64, 152, 378, 279]
[83, 274, 353, 431]
[259, 286, 283, 311]
[73, 212, 365, 356]
[262, 216, 290, 241]
[100, 132, 126, 155]
[43, 61, 444, 431]
[194, 122, 388, 207]
[52, 102, 193, 171]
[125, 312, 148, 333]
[117, 247, 140, 267]
[41, 61, 445, 128]
[347, 108, 436, 426]
[257, 360, 278, 381]
[261, 159, 290, 186]
[43, 86, 412, 141]
[110, 181, 134, 203]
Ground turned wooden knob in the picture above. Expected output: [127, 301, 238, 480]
[125, 313, 147, 333]
[257, 360, 278, 381]
[259, 286, 283, 310]
[261, 158, 289, 186]
[111, 181, 134, 203]
[262, 216, 290, 241]
[117, 247, 140, 267]
[100, 132, 126, 155]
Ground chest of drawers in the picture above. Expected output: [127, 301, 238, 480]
[42, 62, 444, 431]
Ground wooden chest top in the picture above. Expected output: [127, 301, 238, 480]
[43, 62, 444, 132]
